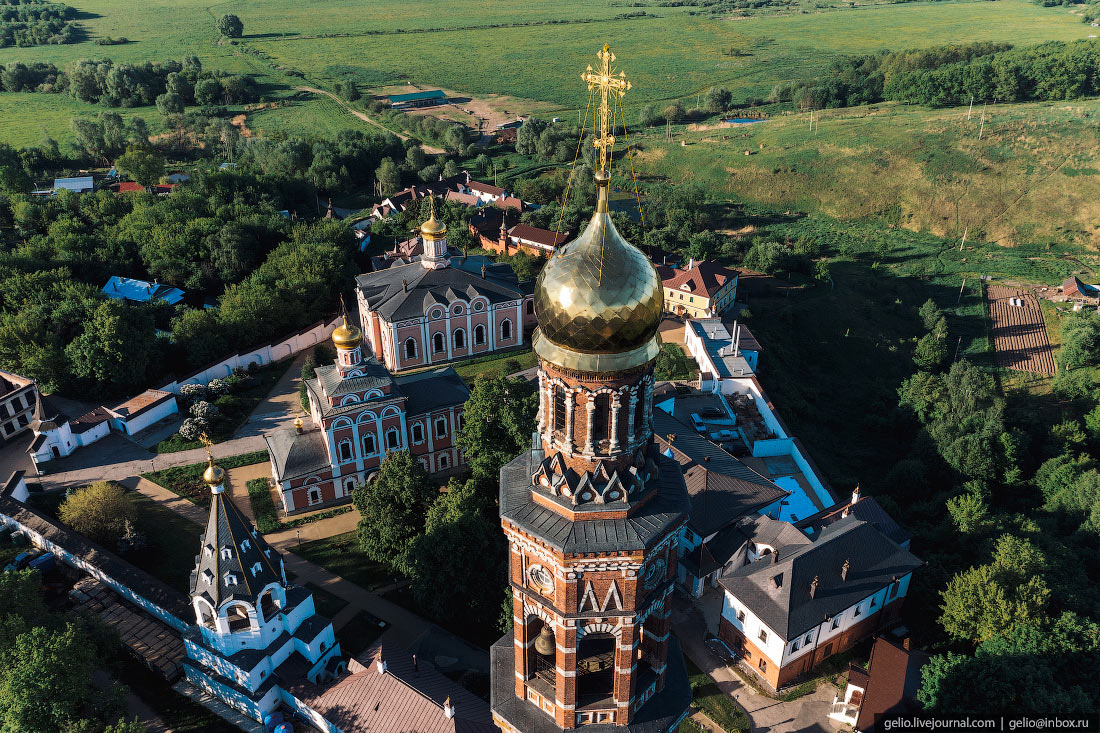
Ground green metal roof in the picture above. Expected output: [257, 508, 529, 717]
[387, 89, 446, 103]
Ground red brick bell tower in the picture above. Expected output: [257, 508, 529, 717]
[489, 44, 692, 733]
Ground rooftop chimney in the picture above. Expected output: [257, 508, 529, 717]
[850, 485, 861, 506]
[402, 278, 408, 293]
[443, 697, 455, 719]
[770, 549, 779, 564]
[481, 264, 487, 279]
[902, 637, 911, 650]
[375, 655, 387, 675]
[809, 575, 819, 599]
[841, 559, 850, 582]
[412, 653, 418, 673]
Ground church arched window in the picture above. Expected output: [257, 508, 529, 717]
[404, 338, 417, 359]
[339, 440, 353, 461]
[453, 329, 466, 350]
[501, 319, 512, 341]
[363, 433, 376, 455]
[474, 324, 486, 346]
[432, 332, 445, 353]
[553, 385, 567, 436]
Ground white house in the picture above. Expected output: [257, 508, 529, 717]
[717, 515, 921, 691]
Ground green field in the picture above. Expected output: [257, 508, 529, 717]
[636, 97, 1100, 248]
[0, 0, 1092, 145]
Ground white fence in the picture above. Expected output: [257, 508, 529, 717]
[157, 316, 340, 394]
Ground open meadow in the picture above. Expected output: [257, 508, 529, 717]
[0, 0, 1093, 143]
[634, 98, 1100, 248]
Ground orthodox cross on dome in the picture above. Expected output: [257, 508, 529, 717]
[582, 43, 631, 177]
[199, 431, 213, 457]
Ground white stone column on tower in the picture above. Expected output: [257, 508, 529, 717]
[641, 380, 653, 442]
[609, 393, 622, 453]
[627, 391, 638, 449]
[564, 390, 576, 451]
[584, 393, 596, 455]
[537, 371, 547, 435]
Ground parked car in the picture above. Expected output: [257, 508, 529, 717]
[705, 637, 739, 664]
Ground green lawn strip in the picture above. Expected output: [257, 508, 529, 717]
[452, 349, 538, 381]
[280, 505, 353, 530]
[678, 718, 707, 733]
[683, 657, 750, 732]
[304, 581, 350, 619]
[141, 450, 269, 507]
[125, 490, 204, 594]
[155, 361, 290, 454]
[655, 341, 698, 381]
[247, 478, 281, 533]
[334, 609, 387, 657]
[294, 531, 393, 591]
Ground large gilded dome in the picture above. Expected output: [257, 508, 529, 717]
[533, 174, 662, 372]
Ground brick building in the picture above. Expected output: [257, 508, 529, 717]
[264, 312, 469, 514]
[356, 201, 536, 373]
[717, 514, 921, 691]
[490, 167, 692, 730]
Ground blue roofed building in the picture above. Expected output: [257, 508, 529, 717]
[53, 176, 95, 193]
[103, 276, 185, 305]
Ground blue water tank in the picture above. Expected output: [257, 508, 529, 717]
[274, 723, 293, 733]
[263, 712, 284, 732]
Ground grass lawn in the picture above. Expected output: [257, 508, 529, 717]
[125, 490, 204, 594]
[247, 478, 280, 533]
[304, 581, 349, 619]
[683, 657, 750, 732]
[336, 609, 387, 657]
[655, 342, 698, 381]
[452, 349, 538, 381]
[141, 450, 269, 506]
[155, 361, 291, 454]
[294, 531, 392, 591]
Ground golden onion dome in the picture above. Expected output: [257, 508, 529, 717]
[420, 196, 447, 240]
[332, 318, 362, 350]
[203, 456, 225, 487]
[533, 172, 662, 372]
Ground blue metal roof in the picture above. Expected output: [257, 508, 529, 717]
[387, 89, 446, 103]
[102, 276, 185, 304]
[53, 177, 94, 192]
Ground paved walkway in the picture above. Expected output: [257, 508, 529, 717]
[265, 508, 360, 546]
[225, 463, 272, 522]
[232, 352, 310, 441]
[672, 600, 837, 733]
[39, 435, 268, 491]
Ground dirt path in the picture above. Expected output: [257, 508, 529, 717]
[295, 86, 445, 154]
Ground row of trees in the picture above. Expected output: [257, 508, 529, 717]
[888, 299, 1100, 713]
[772, 39, 1100, 109]
[0, 0, 77, 47]
[353, 374, 537, 635]
[0, 56, 257, 108]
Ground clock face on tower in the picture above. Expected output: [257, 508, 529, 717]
[528, 564, 554, 594]
[643, 558, 667, 590]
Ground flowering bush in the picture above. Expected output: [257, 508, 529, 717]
[179, 417, 208, 440]
[207, 378, 231, 396]
[180, 383, 208, 402]
[190, 400, 220, 420]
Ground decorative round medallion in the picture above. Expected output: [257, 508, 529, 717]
[643, 559, 666, 591]
[528, 564, 554, 594]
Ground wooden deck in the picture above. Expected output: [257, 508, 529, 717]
[985, 285, 1057, 375]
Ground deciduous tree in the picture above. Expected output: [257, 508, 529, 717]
[59, 481, 137, 546]
[353, 450, 437, 576]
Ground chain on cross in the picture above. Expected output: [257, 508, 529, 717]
[581, 43, 631, 176]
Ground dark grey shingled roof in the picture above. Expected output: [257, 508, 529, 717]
[394, 367, 470, 416]
[190, 489, 285, 608]
[795, 495, 912, 547]
[740, 513, 814, 551]
[265, 427, 330, 482]
[718, 515, 921, 640]
[652, 410, 788, 537]
[499, 450, 690, 554]
[356, 258, 526, 321]
[315, 357, 395, 397]
[490, 633, 692, 733]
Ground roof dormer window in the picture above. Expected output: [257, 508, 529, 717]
[204, 544, 215, 558]
[220, 547, 232, 560]
[771, 573, 783, 589]
[251, 562, 262, 577]
[240, 539, 251, 553]
[223, 572, 238, 587]
[202, 569, 214, 585]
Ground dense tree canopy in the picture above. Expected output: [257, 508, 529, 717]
[353, 450, 437, 576]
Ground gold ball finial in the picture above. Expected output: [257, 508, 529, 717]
[419, 195, 447, 240]
[199, 433, 225, 488]
[331, 294, 363, 350]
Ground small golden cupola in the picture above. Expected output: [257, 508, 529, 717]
[331, 296, 364, 372]
[419, 195, 450, 269]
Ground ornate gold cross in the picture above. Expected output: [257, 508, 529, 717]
[581, 44, 631, 176]
[199, 431, 213, 457]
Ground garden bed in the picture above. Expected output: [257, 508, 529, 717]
[140, 450, 269, 506]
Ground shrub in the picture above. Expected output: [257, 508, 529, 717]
[59, 481, 136, 546]
[179, 416, 207, 440]
[190, 400, 219, 420]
